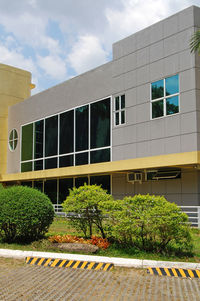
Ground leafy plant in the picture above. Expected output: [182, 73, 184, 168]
[102, 194, 193, 254]
[48, 234, 110, 249]
[62, 184, 113, 238]
[190, 29, 200, 54]
[0, 186, 54, 243]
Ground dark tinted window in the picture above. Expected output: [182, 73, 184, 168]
[75, 105, 88, 151]
[21, 123, 33, 161]
[59, 155, 74, 168]
[75, 152, 88, 166]
[75, 177, 88, 187]
[45, 115, 58, 157]
[34, 160, 43, 171]
[20, 181, 33, 187]
[90, 98, 110, 149]
[44, 179, 57, 204]
[90, 149, 110, 164]
[34, 120, 44, 159]
[59, 178, 73, 203]
[45, 157, 57, 169]
[60, 110, 74, 154]
[166, 96, 179, 115]
[34, 180, 43, 192]
[152, 100, 164, 118]
[90, 175, 111, 193]
[21, 161, 32, 172]
[151, 79, 164, 100]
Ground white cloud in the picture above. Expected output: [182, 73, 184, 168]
[105, 0, 175, 43]
[0, 43, 36, 73]
[68, 35, 108, 74]
[0, 0, 198, 93]
[37, 55, 67, 80]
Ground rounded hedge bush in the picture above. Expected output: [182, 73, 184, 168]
[102, 194, 193, 254]
[0, 185, 54, 243]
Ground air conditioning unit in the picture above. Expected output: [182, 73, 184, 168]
[152, 170, 181, 180]
[127, 172, 142, 183]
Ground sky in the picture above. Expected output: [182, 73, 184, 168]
[0, 0, 199, 94]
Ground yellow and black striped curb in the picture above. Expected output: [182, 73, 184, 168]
[26, 257, 113, 271]
[147, 267, 200, 278]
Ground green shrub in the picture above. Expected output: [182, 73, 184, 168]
[0, 183, 4, 190]
[102, 194, 193, 254]
[0, 185, 54, 243]
[62, 184, 113, 238]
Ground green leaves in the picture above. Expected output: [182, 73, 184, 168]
[0, 186, 54, 243]
[62, 184, 113, 238]
[102, 194, 193, 254]
[190, 29, 200, 55]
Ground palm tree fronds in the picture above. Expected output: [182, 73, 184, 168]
[190, 29, 200, 55]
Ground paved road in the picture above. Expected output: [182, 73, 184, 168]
[0, 264, 200, 300]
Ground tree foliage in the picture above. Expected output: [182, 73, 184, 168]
[102, 194, 193, 254]
[0, 186, 54, 243]
[190, 29, 200, 55]
[62, 184, 113, 238]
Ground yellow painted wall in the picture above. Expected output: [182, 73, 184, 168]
[0, 63, 32, 175]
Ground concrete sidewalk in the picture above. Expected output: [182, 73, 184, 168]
[0, 248, 200, 270]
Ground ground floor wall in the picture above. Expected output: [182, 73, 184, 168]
[112, 169, 200, 206]
[4, 168, 200, 207]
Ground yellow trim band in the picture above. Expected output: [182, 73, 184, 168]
[1, 151, 200, 183]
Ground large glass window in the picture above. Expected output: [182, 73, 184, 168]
[60, 110, 74, 154]
[21, 161, 32, 172]
[21, 97, 111, 172]
[75, 152, 88, 166]
[75, 105, 89, 152]
[34, 180, 43, 192]
[34, 120, 44, 159]
[114, 95, 125, 126]
[45, 115, 58, 157]
[21, 123, 33, 161]
[90, 98, 110, 149]
[45, 157, 57, 169]
[59, 178, 73, 203]
[90, 175, 111, 193]
[44, 179, 58, 204]
[90, 149, 110, 164]
[151, 74, 179, 119]
[59, 155, 74, 168]
[75, 176, 88, 187]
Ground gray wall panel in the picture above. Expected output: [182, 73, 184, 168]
[112, 170, 200, 206]
[7, 6, 200, 175]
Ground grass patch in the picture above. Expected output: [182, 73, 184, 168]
[0, 217, 200, 263]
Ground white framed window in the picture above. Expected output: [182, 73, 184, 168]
[114, 94, 125, 126]
[151, 74, 179, 119]
[9, 129, 18, 151]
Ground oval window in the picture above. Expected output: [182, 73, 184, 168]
[9, 129, 18, 151]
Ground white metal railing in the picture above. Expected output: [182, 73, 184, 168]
[180, 206, 200, 228]
[53, 204, 200, 228]
[53, 204, 67, 217]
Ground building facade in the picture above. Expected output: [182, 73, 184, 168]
[1, 5, 200, 207]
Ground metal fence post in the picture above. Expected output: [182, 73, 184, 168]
[198, 207, 200, 229]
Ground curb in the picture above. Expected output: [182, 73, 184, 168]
[147, 267, 200, 278]
[0, 248, 200, 270]
[26, 256, 113, 271]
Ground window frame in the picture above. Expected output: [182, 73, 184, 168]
[114, 94, 126, 126]
[20, 96, 112, 172]
[9, 129, 18, 151]
[150, 74, 180, 120]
